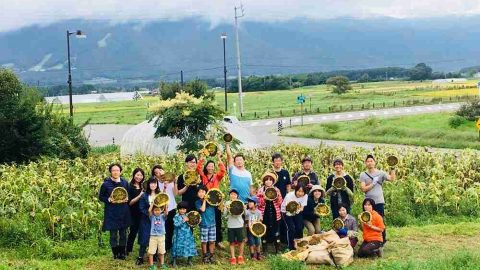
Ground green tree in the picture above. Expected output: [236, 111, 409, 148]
[358, 73, 370, 83]
[326, 76, 352, 95]
[148, 92, 224, 152]
[409, 63, 433, 81]
[0, 69, 89, 163]
[184, 79, 213, 99]
[159, 81, 182, 100]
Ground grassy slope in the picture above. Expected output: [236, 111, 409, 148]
[56, 80, 477, 125]
[282, 112, 480, 150]
[2, 222, 480, 270]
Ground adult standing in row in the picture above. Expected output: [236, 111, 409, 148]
[270, 153, 291, 247]
[151, 165, 179, 252]
[359, 154, 395, 245]
[326, 158, 355, 219]
[99, 163, 131, 260]
[292, 157, 319, 191]
[177, 155, 201, 213]
[197, 150, 226, 249]
[226, 143, 254, 203]
[126, 168, 145, 256]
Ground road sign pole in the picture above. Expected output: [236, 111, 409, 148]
[301, 102, 304, 126]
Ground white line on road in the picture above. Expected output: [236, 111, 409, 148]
[308, 117, 314, 121]
[265, 121, 272, 126]
[383, 111, 390, 115]
[251, 122, 258, 127]
[347, 114, 353, 118]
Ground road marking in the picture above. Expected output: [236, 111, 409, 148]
[265, 121, 272, 126]
[347, 114, 353, 118]
[308, 117, 313, 121]
[251, 122, 258, 127]
[383, 111, 390, 115]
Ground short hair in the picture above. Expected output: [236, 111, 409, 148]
[295, 184, 307, 195]
[365, 154, 375, 162]
[198, 185, 208, 193]
[229, 189, 239, 196]
[177, 201, 189, 210]
[109, 163, 122, 173]
[301, 156, 313, 164]
[150, 164, 163, 178]
[362, 198, 376, 211]
[185, 154, 197, 163]
[271, 153, 283, 162]
[337, 203, 348, 211]
[234, 154, 245, 162]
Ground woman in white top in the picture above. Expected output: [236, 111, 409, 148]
[280, 184, 308, 250]
[150, 165, 179, 252]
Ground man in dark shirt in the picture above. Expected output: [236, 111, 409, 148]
[177, 154, 200, 212]
[271, 153, 291, 199]
[292, 156, 319, 191]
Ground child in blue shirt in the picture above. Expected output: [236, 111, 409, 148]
[148, 203, 168, 270]
[195, 186, 216, 264]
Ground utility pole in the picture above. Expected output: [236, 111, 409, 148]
[234, 4, 245, 115]
[180, 70, 184, 88]
[221, 33, 228, 112]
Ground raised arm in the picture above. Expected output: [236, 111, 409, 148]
[226, 143, 234, 167]
[387, 169, 396, 182]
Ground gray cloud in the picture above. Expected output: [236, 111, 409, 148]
[1, 0, 480, 32]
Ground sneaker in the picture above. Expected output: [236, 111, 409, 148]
[135, 257, 144, 265]
[230, 257, 237, 265]
[149, 265, 157, 270]
[202, 254, 210, 264]
[256, 253, 265, 260]
[208, 253, 215, 264]
[216, 242, 226, 250]
[237, 256, 245, 265]
[377, 247, 384, 258]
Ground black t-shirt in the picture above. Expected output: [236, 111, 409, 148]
[177, 174, 200, 211]
[325, 174, 354, 209]
[274, 168, 291, 199]
[128, 183, 142, 218]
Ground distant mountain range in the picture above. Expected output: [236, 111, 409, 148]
[1, 16, 480, 86]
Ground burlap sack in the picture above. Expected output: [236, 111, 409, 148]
[330, 237, 354, 267]
[281, 247, 310, 261]
[319, 230, 340, 244]
[306, 247, 335, 265]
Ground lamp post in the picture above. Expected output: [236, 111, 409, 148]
[221, 32, 228, 112]
[66, 30, 86, 117]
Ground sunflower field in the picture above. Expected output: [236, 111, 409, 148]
[1, 144, 479, 247]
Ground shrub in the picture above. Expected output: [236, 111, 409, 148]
[321, 123, 340, 134]
[448, 115, 467, 129]
[456, 100, 480, 121]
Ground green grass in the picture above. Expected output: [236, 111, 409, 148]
[2, 222, 480, 269]
[282, 112, 480, 150]
[56, 80, 478, 125]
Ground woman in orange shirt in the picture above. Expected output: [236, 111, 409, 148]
[197, 150, 226, 248]
[358, 198, 385, 258]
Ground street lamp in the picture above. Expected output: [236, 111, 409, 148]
[66, 30, 86, 117]
[221, 32, 228, 112]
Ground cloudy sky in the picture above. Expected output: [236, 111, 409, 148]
[1, 0, 480, 33]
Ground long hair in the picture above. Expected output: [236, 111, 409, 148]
[146, 178, 160, 195]
[203, 160, 216, 176]
[130, 167, 145, 187]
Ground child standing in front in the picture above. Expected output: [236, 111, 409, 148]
[223, 189, 246, 265]
[245, 196, 263, 260]
[172, 201, 197, 267]
[195, 186, 216, 264]
[148, 203, 168, 270]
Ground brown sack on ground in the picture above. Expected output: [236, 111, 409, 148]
[318, 230, 340, 244]
[281, 247, 310, 261]
[306, 247, 335, 266]
[330, 238, 354, 267]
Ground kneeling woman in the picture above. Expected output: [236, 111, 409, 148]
[302, 185, 326, 236]
[358, 198, 385, 258]
[335, 203, 359, 247]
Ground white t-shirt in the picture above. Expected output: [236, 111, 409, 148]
[281, 191, 308, 213]
[157, 181, 177, 210]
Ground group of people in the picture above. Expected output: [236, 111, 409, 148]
[99, 142, 396, 269]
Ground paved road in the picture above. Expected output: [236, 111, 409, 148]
[85, 102, 463, 148]
[240, 102, 461, 129]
